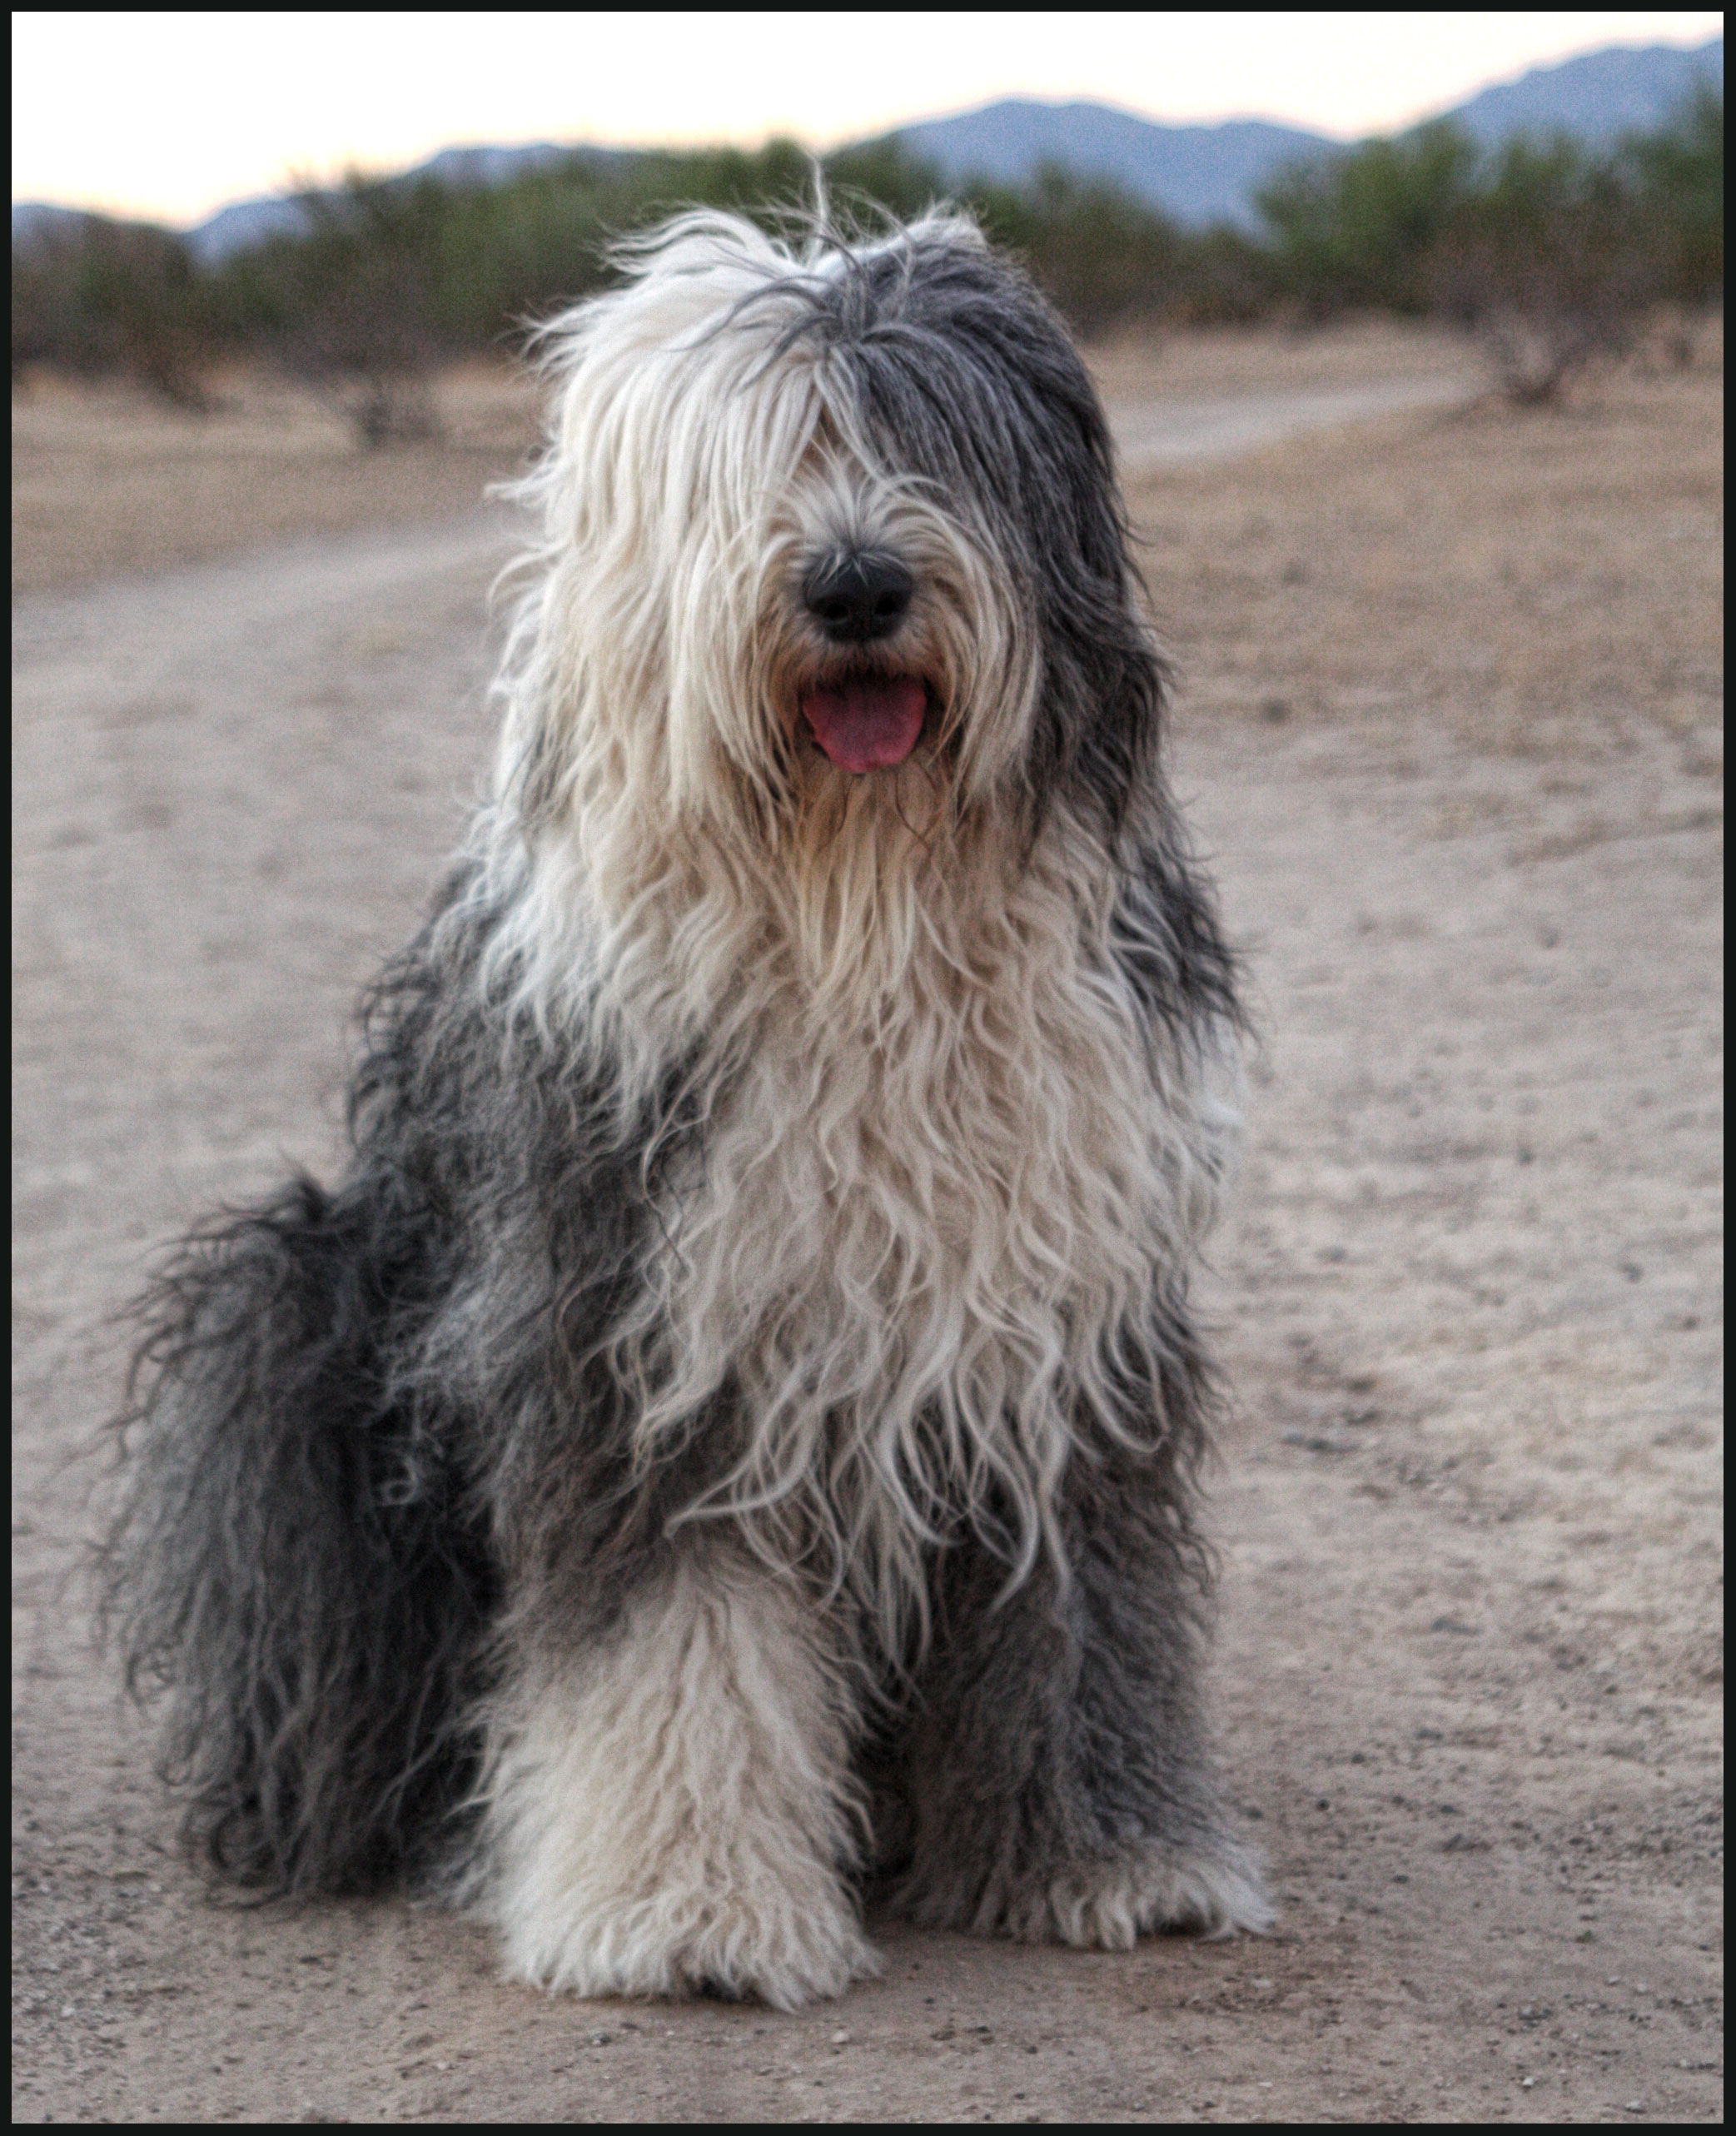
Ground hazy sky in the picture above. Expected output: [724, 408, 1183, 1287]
[12, 9, 1725, 227]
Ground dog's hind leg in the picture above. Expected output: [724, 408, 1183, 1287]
[895, 1436, 1271, 1947]
[102, 1175, 493, 1895]
[480, 1540, 879, 2009]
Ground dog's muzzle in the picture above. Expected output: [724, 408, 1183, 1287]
[798, 550, 928, 773]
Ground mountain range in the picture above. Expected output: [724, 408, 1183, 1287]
[12, 34, 1723, 261]
[897, 35, 1722, 229]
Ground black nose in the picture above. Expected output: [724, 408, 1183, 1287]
[802, 550, 913, 644]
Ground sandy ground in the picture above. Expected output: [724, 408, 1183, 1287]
[11, 326, 1724, 2121]
[8, 361, 538, 599]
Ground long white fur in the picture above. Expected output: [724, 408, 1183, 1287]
[482, 1544, 878, 2008]
[461, 212, 1241, 1660]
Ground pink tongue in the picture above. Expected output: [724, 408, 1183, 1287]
[800, 675, 927, 772]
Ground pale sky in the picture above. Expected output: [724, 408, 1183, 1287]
[12, 10, 1725, 228]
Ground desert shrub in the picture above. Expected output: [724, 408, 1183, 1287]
[823, 138, 952, 228]
[1259, 93, 1723, 401]
[1427, 135, 1664, 401]
[212, 177, 453, 444]
[12, 214, 213, 406]
[1622, 83, 1724, 311]
[956, 164, 1191, 335]
[1256, 122, 1480, 315]
[1166, 224, 1287, 326]
[211, 141, 841, 389]
[12, 220, 86, 378]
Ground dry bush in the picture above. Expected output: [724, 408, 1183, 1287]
[242, 182, 448, 450]
[1429, 142, 1668, 405]
[12, 215, 214, 409]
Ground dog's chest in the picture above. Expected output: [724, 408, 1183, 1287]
[648, 949, 1174, 1422]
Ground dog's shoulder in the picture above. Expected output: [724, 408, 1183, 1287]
[1107, 820, 1241, 1045]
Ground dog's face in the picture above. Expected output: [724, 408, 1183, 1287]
[510, 212, 1162, 871]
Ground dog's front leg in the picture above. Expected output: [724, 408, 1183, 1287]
[897, 1443, 1271, 1946]
[480, 1539, 878, 2008]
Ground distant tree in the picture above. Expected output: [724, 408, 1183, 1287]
[953, 164, 1186, 335]
[1430, 135, 1663, 402]
[1257, 122, 1480, 314]
[16, 91, 1718, 426]
[1621, 83, 1724, 361]
[1624, 83, 1724, 306]
[12, 219, 84, 381]
[12, 214, 213, 406]
[633, 137, 815, 225]
[237, 175, 450, 446]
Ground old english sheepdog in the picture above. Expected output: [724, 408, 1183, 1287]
[104, 207, 1271, 2008]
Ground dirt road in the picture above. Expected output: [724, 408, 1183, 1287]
[12, 356, 1723, 2121]
[1107, 376, 1476, 471]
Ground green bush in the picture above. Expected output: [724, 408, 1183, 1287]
[1257, 122, 1480, 314]
[1623, 82, 1724, 305]
[1256, 92, 1722, 399]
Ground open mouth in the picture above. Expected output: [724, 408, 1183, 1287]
[798, 673, 930, 774]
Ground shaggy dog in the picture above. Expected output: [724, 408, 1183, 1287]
[104, 207, 1271, 2008]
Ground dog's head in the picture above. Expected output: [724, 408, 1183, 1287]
[505, 207, 1161, 831]
[490, 210, 1171, 1028]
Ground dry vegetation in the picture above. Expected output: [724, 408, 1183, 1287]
[1124, 316, 1724, 755]
[9, 359, 538, 595]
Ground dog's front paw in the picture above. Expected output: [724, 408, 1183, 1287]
[1022, 1841, 1273, 1947]
[497, 1863, 882, 2009]
[903, 1835, 1271, 1949]
[480, 1558, 881, 2009]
